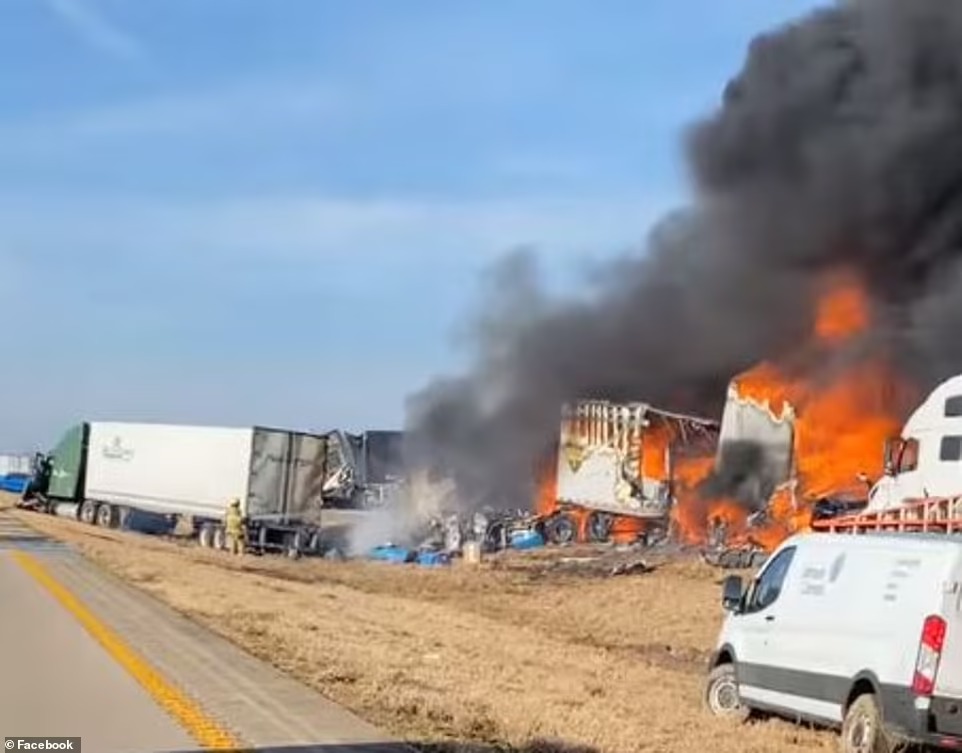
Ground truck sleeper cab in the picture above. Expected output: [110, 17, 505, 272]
[705, 532, 962, 752]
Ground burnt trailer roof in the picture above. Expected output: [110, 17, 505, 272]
[560, 399, 721, 432]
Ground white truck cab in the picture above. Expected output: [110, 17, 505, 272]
[867, 374, 962, 513]
[705, 531, 962, 752]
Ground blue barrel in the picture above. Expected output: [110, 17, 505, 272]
[368, 545, 415, 563]
[510, 529, 545, 550]
[416, 550, 451, 567]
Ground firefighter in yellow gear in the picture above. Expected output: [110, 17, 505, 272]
[225, 498, 246, 555]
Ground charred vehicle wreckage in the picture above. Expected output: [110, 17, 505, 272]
[364, 392, 875, 569]
[24, 394, 875, 569]
[697, 373, 881, 569]
[368, 400, 725, 565]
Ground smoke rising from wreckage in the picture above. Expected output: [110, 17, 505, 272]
[404, 0, 962, 548]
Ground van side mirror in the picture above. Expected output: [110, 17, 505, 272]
[722, 575, 744, 612]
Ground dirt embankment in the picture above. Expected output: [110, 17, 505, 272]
[5, 500, 832, 753]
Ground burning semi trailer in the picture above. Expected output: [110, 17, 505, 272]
[683, 275, 918, 566]
[361, 400, 721, 564]
[537, 399, 720, 547]
[374, 276, 923, 569]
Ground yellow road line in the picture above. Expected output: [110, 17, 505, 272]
[11, 551, 249, 751]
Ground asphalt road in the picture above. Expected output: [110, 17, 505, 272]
[0, 510, 406, 753]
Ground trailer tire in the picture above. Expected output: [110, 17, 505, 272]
[484, 522, 506, 552]
[546, 514, 576, 545]
[79, 500, 98, 525]
[96, 503, 118, 529]
[198, 524, 214, 549]
[287, 531, 303, 559]
[587, 512, 613, 542]
[212, 526, 226, 551]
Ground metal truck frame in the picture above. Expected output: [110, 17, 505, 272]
[319, 429, 405, 510]
[543, 399, 720, 544]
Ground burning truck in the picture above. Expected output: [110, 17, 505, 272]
[691, 374, 870, 567]
[391, 399, 721, 560]
[811, 372, 962, 535]
[686, 275, 918, 565]
[537, 399, 720, 546]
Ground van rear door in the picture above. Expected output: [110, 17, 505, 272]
[933, 550, 962, 698]
[909, 548, 962, 739]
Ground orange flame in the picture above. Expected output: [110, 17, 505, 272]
[672, 270, 917, 550]
[535, 452, 558, 517]
[814, 276, 870, 343]
[534, 414, 694, 544]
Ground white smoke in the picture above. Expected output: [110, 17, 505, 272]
[345, 470, 460, 556]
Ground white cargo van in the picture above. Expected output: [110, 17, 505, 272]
[705, 532, 962, 752]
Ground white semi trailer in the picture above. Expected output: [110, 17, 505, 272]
[21, 421, 329, 557]
[0, 453, 32, 477]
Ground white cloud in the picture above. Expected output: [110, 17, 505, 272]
[0, 192, 680, 272]
[0, 191, 684, 448]
[0, 77, 342, 148]
[43, 0, 146, 61]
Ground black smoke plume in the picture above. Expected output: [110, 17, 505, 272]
[405, 0, 962, 512]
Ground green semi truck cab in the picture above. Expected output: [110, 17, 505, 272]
[22, 423, 88, 507]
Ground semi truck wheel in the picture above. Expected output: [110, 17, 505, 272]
[546, 514, 576, 545]
[96, 503, 118, 529]
[198, 524, 214, 548]
[587, 512, 613, 542]
[79, 500, 98, 525]
[841, 694, 896, 753]
[212, 526, 226, 550]
[286, 531, 303, 559]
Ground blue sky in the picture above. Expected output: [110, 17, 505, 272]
[0, 0, 828, 449]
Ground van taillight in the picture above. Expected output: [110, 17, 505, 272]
[913, 615, 947, 697]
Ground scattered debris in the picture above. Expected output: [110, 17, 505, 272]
[494, 549, 665, 580]
[416, 550, 451, 567]
[609, 559, 654, 577]
[366, 543, 452, 567]
[700, 546, 768, 570]
[368, 544, 415, 563]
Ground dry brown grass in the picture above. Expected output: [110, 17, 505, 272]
[5, 500, 834, 753]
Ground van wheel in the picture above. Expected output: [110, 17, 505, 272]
[841, 694, 895, 753]
[704, 663, 750, 723]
